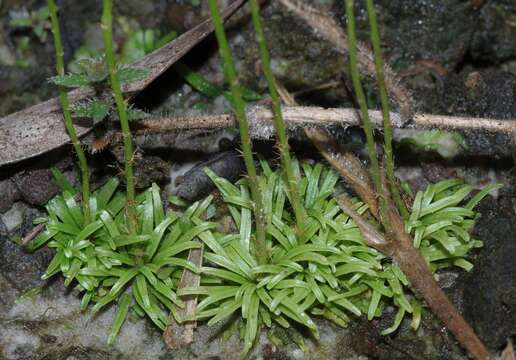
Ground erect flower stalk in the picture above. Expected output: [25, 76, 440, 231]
[101, 0, 137, 234]
[345, 0, 386, 217]
[365, 0, 408, 218]
[47, 0, 91, 224]
[249, 0, 307, 238]
[208, 0, 268, 264]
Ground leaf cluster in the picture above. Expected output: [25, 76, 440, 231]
[32, 161, 496, 352]
[178, 160, 495, 354]
[48, 57, 149, 124]
[31, 170, 214, 344]
[407, 180, 502, 271]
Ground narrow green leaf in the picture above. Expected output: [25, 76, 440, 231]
[109, 268, 138, 297]
[207, 298, 243, 326]
[50, 167, 77, 193]
[201, 267, 248, 284]
[146, 215, 176, 260]
[114, 234, 150, 247]
[367, 290, 382, 320]
[465, 183, 502, 210]
[381, 307, 405, 335]
[243, 293, 260, 355]
[107, 293, 132, 345]
[136, 274, 151, 309]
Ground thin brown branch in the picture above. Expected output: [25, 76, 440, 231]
[21, 224, 45, 246]
[134, 106, 516, 137]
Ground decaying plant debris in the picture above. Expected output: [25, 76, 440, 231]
[0, 0, 515, 359]
[0, 0, 246, 166]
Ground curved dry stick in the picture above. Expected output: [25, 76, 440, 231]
[163, 243, 204, 349]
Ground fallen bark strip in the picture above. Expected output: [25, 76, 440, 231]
[135, 106, 516, 137]
[163, 243, 204, 349]
[0, 0, 246, 167]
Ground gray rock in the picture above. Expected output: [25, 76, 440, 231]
[175, 150, 245, 201]
[12, 168, 61, 206]
[0, 202, 26, 232]
[462, 195, 516, 350]
[0, 179, 20, 213]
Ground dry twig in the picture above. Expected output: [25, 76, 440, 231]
[134, 106, 516, 137]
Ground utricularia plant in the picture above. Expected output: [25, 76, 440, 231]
[29, 0, 501, 355]
[179, 161, 498, 354]
[31, 173, 216, 345]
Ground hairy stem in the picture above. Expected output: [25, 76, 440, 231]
[365, 0, 408, 218]
[47, 0, 90, 224]
[208, 0, 268, 264]
[136, 106, 516, 136]
[101, 0, 137, 234]
[249, 0, 307, 239]
[345, 0, 384, 205]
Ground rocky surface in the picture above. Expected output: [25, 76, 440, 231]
[462, 195, 516, 351]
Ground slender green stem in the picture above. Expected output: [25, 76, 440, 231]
[47, 0, 90, 224]
[249, 0, 307, 238]
[101, 0, 137, 234]
[208, 0, 268, 264]
[345, 0, 384, 206]
[365, 0, 408, 218]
